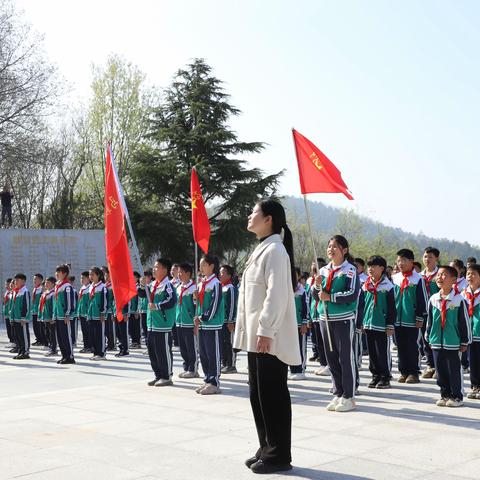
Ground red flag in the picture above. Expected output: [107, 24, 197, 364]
[292, 128, 353, 200]
[104, 147, 137, 320]
[190, 167, 211, 254]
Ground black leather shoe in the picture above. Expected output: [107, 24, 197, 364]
[245, 456, 259, 468]
[250, 460, 292, 474]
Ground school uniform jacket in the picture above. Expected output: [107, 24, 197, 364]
[305, 277, 319, 321]
[233, 234, 301, 366]
[462, 287, 480, 342]
[2, 290, 11, 320]
[105, 282, 114, 315]
[146, 277, 177, 332]
[11, 286, 31, 322]
[311, 260, 360, 322]
[87, 282, 108, 321]
[53, 281, 75, 321]
[222, 282, 238, 324]
[421, 267, 439, 298]
[128, 284, 140, 315]
[426, 291, 471, 350]
[357, 275, 396, 332]
[38, 291, 54, 322]
[392, 271, 427, 328]
[138, 284, 148, 313]
[454, 277, 467, 295]
[196, 275, 224, 330]
[31, 286, 43, 315]
[294, 283, 308, 326]
[176, 280, 196, 327]
[76, 284, 91, 318]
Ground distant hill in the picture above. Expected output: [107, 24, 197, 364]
[282, 196, 480, 263]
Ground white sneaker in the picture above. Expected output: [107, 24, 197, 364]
[446, 398, 464, 407]
[200, 383, 221, 395]
[436, 398, 447, 407]
[335, 397, 356, 412]
[315, 365, 331, 376]
[154, 378, 173, 387]
[182, 371, 199, 379]
[195, 383, 207, 394]
[326, 396, 340, 411]
[289, 373, 306, 381]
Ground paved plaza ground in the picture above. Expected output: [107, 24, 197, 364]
[0, 333, 479, 480]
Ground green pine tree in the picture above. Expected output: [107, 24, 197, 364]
[129, 58, 282, 262]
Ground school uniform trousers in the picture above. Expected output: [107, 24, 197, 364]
[320, 319, 356, 398]
[248, 352, 292, 466]
[420, 323, 435, 369]
[177, 326, 198, 372]
[140, 312, 148, 339]
[469, 342, 480, 388]
[394, 325, 422, 376]
[56, 318, 74, 360]
[115, 317, 129, 353]
[79, 316, 92, 350]
[32, 314, 47, 345]
[47, 321, 57, 353]
[14, 322, 30, 355]
[147, 331, 173, 380]
[5, 318, 13, 343]
[90, 320, 106, 357]
[128, 313, 141, 345]
[365, 330, 392, 379]
[433, 349, 463, 400]
[221, 323, 237, 368]
[105, 313, 116, 349]
[199, 328, 222, 387]
[290, 329, 307, 374]
[311, 321, 328, 366]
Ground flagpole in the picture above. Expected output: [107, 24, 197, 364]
[292, 128, 333, 351]
[107, 145, 144, 276]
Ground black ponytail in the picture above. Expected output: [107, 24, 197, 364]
[202, 254, 220, 277]
[329, 235, 355, 265]
[258, 198, 296, 291]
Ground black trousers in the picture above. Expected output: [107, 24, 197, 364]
[56, 320, 74, 360]
[79, 316, 92, 349]
[147, 331, 172, 380]
[14, 322, 30, 354]
[461, 348, 469, 369]
[199, 329, 222, 386]
[32, 314, 43, 344]
[128, 314, 141, 345]
[115, 317, 129, 353]
[421, 323, 435, 368]
[221, 324, 236, 367]
[70, 317, 77, 345]
[433, 349, 462, 400]
[172, 324, 179, 347]
[90, 321, 106, 357]
[365, 330, 391, 379]
[140, 312, 148, 338]
[312, 322, 327, 366]
[469, 342, 480, 389]
[5, 318, 13, 343]
[105, 314, 116, 349]
[321, 319, 356, 398]
[395, 326, 421, 376]
[248, 352, 292, 465]
[47, 321, 57, 352]
[177, 326, 198, 372]
[1, 205, 12, 226]
[290, 329, 307, 374]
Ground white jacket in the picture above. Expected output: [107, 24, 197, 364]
[233, 234, 301, 366]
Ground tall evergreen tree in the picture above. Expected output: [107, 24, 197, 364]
[129, 59, 282, 262]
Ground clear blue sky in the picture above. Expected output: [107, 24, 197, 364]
[16, 0, 480, 245]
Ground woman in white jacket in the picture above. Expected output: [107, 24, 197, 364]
[233, 199, 301, 475]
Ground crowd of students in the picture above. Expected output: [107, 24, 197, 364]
[2, 239, 480, 407]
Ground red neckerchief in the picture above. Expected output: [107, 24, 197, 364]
[12, 287, 20, 302]
[150, 280, 161, 303]
[79, 284, 90, 300]
[453, 279, 464, 296]
[400, 271, 414, 293]
[365, 276, 383, 305]
[422, 269, 437, 296]
[105, 281, 112, 289]
[199, 275, 216, 307]
[178, 280, 193, 305]
[32, 286, 41, 303]
[441, 297, 448, 330]
[325, 266, 342, 293]
[39, 291, 49, 313]
[221, 279, 232, 287]
[54, 279, 69, 299]
[90, 282, 101, 299]
[465, 289, 480, 318]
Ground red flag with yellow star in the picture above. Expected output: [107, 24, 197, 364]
[190, 167, 210, 254]
[292, 128, 353, 200]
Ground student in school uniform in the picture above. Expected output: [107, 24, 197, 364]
[138, 269, 152, 342]
[311, 235, 360, 412]
[128, 271, 142, 349]
[39, 277, 55, 356]
[357, 256, 396, 389]
[392, 249, 427, 384]
[77, 271, 92, 354]
[220, 264, 238, 374]
[10, 274, 31, 359]
[194, 254, 225, 395]
[68, 276, 78, 347]
[175, 263, 199, 378]
[354, 257, 369, 367]
[31, 274, 46, 347]
[102, 266, 116, 351]
[426, 265, 471, 407]
[289, 268, 308, 380]
[463, 264, 480, 399]
[421, 247, 440, 378]
[466, 257, 477, 268]
[52, 264, 76, 365]
[113, 297, 129, 357]
[170, 263, 181, 349]
[87, 267, 108, 361]
[3, 278, 14, 348]
[146, 258, 177, 387]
